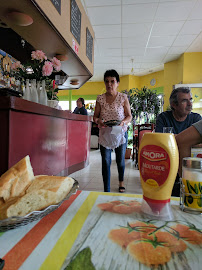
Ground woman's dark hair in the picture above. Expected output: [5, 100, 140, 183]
[104, 69, 120, 83]
[78, 97, 85, 106]
[169, 87, 190, 110]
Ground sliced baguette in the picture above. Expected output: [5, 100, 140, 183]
[0, 190, 57, 219]
[0, 156, 34, 201]
[26, 175, 74, 203]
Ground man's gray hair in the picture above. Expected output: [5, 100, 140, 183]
[169, 87, 190, 110]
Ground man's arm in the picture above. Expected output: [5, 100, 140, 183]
[175, 125, 202, 176]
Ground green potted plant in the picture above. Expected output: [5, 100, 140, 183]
[125, 124, 133, 159]
[122, 86, 161, 124]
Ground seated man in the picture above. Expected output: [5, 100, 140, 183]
[155, 87, 201, 134]
[175, 119, 202, 177]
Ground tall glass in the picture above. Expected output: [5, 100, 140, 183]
[163, 127, 173, 133]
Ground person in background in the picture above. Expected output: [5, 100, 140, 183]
[155, 87, 201, 134]
[175, 119, 202, 177]
[93, 69, 132, 193]
[73, 98, 88, 115]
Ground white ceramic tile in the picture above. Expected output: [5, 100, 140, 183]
[122, 23, 152, 38]
[87, 6, 121, 25]
[189, 0, 202, 20]
[123, 0, 159, 3]
[95, 63, 122, 70]
[122, 36, 148, 48]
[94, 56, 121, 64]
[122, 47, 145, 57]
[148, 35, 176, 47]
[168, 46, 187, 54]
[84, 0, 121, 7]
[155, 1, 194, 21]
[96, 38, 121, 49]
[144, 47, 169, 60]
[173, 34, 197, 46]
[122, 3, 158, 23]
[152, 21, 184, 36]
[180, 20, 202, 35]
[93, 25, 121, 39]
[80, 0, 201, 83]
[97, 48, 122, 57]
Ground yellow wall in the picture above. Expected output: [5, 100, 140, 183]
[129, 75, 141, 89]
[139, 70, 164, 89]
[163, 55, 184, 110]
[58, 72, 162, 99]
[58, 52, 202, 113]
[183, 52, 202, 83]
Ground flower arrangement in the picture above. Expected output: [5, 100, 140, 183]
[11, 50, 61, 100]
[122, 86, 161, 124]
[46, 79, 59, 101]
[11, 50, 61, 81]
[85, 102, 95, 111]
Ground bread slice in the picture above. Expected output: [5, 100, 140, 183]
[0, 156, 34, 201]
[26, 175, 74, 203]
[0, 174, 75, 219]
[0, 190, 57, 219]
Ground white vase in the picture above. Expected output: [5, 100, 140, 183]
[30, 79, 38, 103]
[40, 80, 48, 106]
[36, 81, 43, 104]
[48, 100, 59, 108]
[23, 79, 31, 101]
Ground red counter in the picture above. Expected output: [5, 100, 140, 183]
[0, 96, 92, 176]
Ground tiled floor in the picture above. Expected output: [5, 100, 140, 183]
[69, 149, 143, 194]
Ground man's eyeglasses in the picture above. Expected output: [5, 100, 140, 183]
[180, 98, 194, 105]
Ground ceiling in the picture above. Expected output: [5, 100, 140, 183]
[81, 0, 202, 82]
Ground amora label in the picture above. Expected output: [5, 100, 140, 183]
[140, 145, 170, 187]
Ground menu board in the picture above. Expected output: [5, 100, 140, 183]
[50, 0, 61, 15]
[86, 28, 93, 63]
[70, 0, 81, 45]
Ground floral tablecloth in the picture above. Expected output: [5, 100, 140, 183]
[0, 191, 201, 270]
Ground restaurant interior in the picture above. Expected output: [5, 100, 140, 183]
[0, 1, 202, 270]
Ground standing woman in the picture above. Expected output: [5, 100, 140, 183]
[93, 69, 132, 192]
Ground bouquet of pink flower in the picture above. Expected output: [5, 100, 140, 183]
[11, 50, 61, 81]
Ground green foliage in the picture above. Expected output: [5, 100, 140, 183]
[46, 79, 59, 101]
[65, 247, 95, 270]
[122, 86, 161, 123]
[127, 138, 133, 148]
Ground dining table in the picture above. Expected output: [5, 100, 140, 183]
[0, 190, 201, 270]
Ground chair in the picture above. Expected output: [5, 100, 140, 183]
[134, 124, 155, 166]
[132, 125, 138, 161]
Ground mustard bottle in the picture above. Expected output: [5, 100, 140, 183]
[138, 133, 179, 220]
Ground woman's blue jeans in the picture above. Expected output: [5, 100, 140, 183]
[100, 132, 128, 192]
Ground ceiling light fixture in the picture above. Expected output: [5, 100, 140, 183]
[70, 79, 79, 85]
[55, 54, 68, 61]
[5, 11, 33, 26]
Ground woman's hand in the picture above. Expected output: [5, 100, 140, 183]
[120, 121, 126, 127]
[97, 119, 106, 128]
